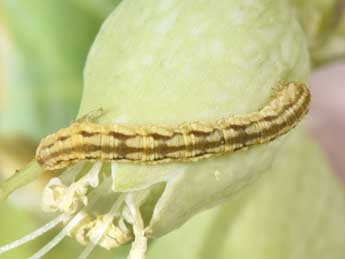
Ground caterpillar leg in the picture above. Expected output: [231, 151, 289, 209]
[271, 80, 289, 98]
[75, 108, 105, 123]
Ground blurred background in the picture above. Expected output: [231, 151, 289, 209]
[0, 1, 127, 258]
[308, 63, 345, 182]
[0, 0, 122, 211]
[0, 1, 344, 258]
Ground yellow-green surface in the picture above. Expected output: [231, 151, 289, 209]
[147, 132, 345, 259]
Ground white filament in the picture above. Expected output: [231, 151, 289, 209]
[84, 161, 102, 188]
[78, 195, 125, 259]
[127, 235, 147, 259]
[28, 212, 86, 259]
[0, 162, 107, 259]
[111, 162, 118, 192]
[0, 214, 67, 255]
[126, 194, 147, 259]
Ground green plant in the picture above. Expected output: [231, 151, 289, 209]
[0, 1, 344, 259]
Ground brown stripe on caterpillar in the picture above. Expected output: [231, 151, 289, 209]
[40, 134, 226, 165]
[43, 90, 299, 151]
[46, 86, 303, 148]
[35, 81, 311, 171]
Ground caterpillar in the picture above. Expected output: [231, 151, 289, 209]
[35, 81, 311, 171]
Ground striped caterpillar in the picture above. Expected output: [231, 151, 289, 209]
[35, 81, 311, 171]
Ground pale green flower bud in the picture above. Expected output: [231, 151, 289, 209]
[78, 0, 309, 240]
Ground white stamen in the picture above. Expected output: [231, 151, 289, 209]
[0, 214, 68, 255]
[118, 217, 129, 234]
[78, 196, 125, 259]
[78, 232, 100, 259]
[111, 162, 117, 192]
[41, 162, 104, 214]
[126, 194, 147, 259]
[128, 235, 147, 259]
[28, 212, 86, 259]
[84, 162, 102, 188]
[122, 206, 134, 224]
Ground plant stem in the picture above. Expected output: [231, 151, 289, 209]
[0, 160, 43, 202]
